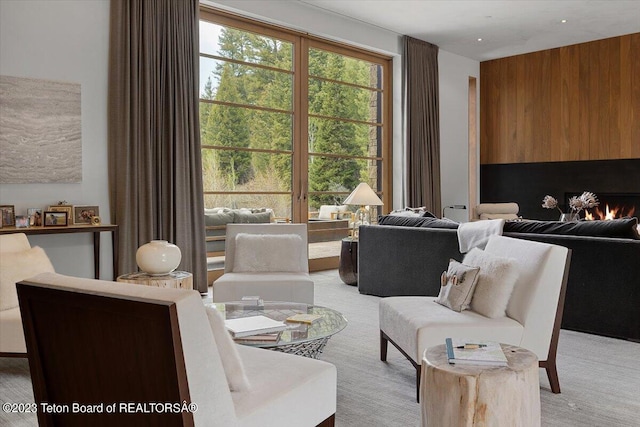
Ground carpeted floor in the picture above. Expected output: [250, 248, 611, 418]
[1, 269, 639, 426]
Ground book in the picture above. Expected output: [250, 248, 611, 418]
[285, 313, 322, 324]
[225, 315, 287, 338]
[233, 332, 281, 342]
[445, 338, 508, 367]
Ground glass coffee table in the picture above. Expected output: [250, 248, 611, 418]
[204, 300, 347, 359]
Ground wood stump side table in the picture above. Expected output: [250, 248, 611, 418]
[421, 344, 540, 427]
[116, 271, 193, 290]
[338, 238, 358, 285]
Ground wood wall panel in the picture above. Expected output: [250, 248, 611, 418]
[480, 33, 640, 164]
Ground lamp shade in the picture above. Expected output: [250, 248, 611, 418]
[343, 183, 383, 206]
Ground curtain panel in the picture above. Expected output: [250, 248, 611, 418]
[403, 36, 441, 216]
[108, 0, 207, 292]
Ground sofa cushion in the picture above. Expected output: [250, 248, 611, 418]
[205, 211, 235, 226]
[233, 233, 304, 273]
[463, 248, 518, 319]
[378, 215, 431, 227]
[234, 211, 272, 224]
[503, 217, 639, 239]
[421, 217, 460, 229]
[205, 306, 251, 392]
[379, 296, 524, 363]
[435, 259, 480, 312]
[0, 246, 55, 311]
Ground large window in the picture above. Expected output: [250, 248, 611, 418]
[199, 8, 391, 264]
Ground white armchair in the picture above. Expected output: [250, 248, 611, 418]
[0, 233, 55, 356]
[379, 235, 571, 400]
[213, 224, 314, 304]
[17, 272, 337, 426]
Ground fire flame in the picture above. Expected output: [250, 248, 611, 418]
[585, 204, 635, 220]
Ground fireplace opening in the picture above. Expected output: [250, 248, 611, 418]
[565, 192, 640, 221]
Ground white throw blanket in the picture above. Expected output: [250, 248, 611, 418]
[457, 219, 505, 253]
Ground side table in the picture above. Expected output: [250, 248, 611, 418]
[421, 343, 540, 427]
[117, 271, 193, 290]
[339, 238, 358, 285]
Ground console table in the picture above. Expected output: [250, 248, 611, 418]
[0, 224, 119, 280]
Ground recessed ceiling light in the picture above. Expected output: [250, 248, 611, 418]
[561, 19, 567, 23]
[477, 38, 483, 42]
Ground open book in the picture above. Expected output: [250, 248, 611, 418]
[445, 338, 508, 367]
[225, 315, 287, 338]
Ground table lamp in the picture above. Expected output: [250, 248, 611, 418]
[343, 182, 384, 238]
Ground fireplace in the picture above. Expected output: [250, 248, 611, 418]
[480, 159, 640, 221]
[565, 192, 639, 221]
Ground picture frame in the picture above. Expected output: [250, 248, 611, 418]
[48, 205, 73, 222]
[15, 215, 29, 228]
[73, 205, 99, 225]
[0, 205, 15, 227]
[44, 211, 68, 227]
[27, 208, 43, 226]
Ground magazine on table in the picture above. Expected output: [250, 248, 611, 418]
[445, 338, 508, 367]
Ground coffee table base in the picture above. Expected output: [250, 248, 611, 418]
[269, 337, 330, 359]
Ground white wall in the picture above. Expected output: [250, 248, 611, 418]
[439, 50, 480, 222]
[0, 0, 112, 278]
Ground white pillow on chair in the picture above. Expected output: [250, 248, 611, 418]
[463, 248, 519, 319]
[233, 233, 305, 273]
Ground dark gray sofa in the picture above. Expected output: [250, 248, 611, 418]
[358, 217, 640, 341]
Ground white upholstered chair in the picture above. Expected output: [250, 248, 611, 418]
[213, 223, 314, 304]
[0, 233, 55, 356]
[17, 272, 336, 426]
[379, 235, 571, 400]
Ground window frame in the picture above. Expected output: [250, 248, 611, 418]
[199, 6, 393, 223]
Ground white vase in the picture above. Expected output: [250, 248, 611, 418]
[136, 240, 182, 276]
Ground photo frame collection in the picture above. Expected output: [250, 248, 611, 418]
[0, 204, 100, 228]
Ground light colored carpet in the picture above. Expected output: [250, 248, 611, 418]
[2, 269, 639, 426]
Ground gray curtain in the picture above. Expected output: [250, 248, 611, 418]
[108, 0, 207, 292]
[404, 36, 441, 216]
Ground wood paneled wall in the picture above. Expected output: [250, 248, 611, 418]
[480, 33, 640, 164]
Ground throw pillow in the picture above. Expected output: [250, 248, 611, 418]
[0, 246, 55, 311]
[435, 259, 480, 312]
[233, 233, 304, 273]
[204, 306, 251, 391]
[463, 248, 519, 318]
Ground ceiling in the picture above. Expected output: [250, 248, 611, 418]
[296, 0, 640, 61]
